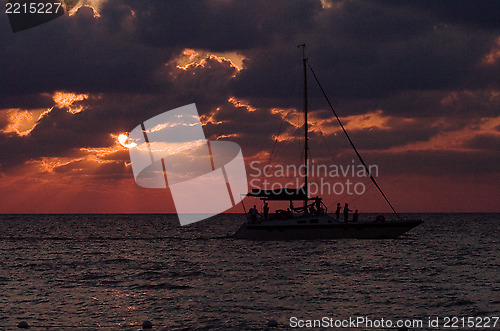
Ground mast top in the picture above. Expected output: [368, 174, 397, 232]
[298, 43, 306, 60]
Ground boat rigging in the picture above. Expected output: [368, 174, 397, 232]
[233, 45, 422, 240]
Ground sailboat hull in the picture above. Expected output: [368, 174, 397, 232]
[233, 219, 423, 240]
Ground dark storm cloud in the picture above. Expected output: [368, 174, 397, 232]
[371, 149, 500, 176]
[164, 57, 238, 109]
[376, 0, 500, 31]
[1, 0, 498, 101]
[0, 6, 172, 95]
[329, 89, 500, 118]
[232, 0, 499, 104]
[326, 124, 440, 151]
[0, 93, 54, 110]
[124, 0, 321, 52]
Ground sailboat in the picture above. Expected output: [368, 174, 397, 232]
[233, 45, 423, 240]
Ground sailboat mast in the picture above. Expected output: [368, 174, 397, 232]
[300, 44, 309, 209]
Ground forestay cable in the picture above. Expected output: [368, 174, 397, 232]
[307, 61, 401, 219]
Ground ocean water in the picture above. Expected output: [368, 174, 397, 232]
[0, 213, 498, 330]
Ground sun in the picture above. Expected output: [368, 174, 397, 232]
[118, 134, 137, 148]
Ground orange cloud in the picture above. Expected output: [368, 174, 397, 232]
[53, 91, 89, 114]
[271, 107, 397, 136]
[37, 156, 85, 173]
[68, 0, 103, 18]
[0, 90, 92, 137]
[1, 107, 53, 136]
[228, 97, 257, 112]
[387, 115, 500, 152]
[174, 48, 245, 72]
[216, 133, 240, 140]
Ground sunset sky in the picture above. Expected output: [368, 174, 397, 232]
[1, 0, 499, 213]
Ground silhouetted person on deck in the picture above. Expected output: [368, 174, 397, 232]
[353, 210, 359, 222]
[309, 205, 316, 215]
[343, 203, 351, 223]
[263, 202, 270, 221]
[249, 205, 259, 223]
[314, 196, 323, 214]
[335, 203, 341, 219]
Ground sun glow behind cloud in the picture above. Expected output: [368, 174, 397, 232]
[174, 48, 245, 73]
[38, 156, 85, 173]
[200, 107, 223, 126]
[270, 106, 395, 136]
[53, 91, 89, 114]
[25, 134, 130, 183]
[228, 97, 256, 112]
[118, 134, 137, 149]
[0, 91, 90, 137]
[67, 0, 104, 17]
[1, 108, 52, 136]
